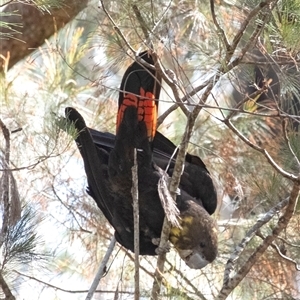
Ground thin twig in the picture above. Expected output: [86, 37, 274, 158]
[14, 269, 134, 295]
[165, 259, 208, 300]
[239, 16, 266, 60]
[230, 0, 275, 61]
[132, 148, 140, 300]
[132, 1, 172, 52]
[100, 0, 136, 54]
[272, 242, 300, 271]
[157, 78, 211, 126]
[152, 52, 190, 117]
[0, 118, 11, 248]
[0, 0, 14, 8]
[51, 186, 92, 233]
[0, 154, 64, 172]
[157, 103, 179, 127]
[132, 4, 150, 41]
[210, 0, 230, 54]
[150, 0, 172, 36]
[85, 236, 116, 300]
[229, 5, 275, 70]
[151, 217, 168, 299]
[158, 91, 292, 128]
[282, 118, 300, 170]
[256, 231, 300, 271]
[225, 79, 270, 120]
[277, 236, 300, 249]
[223, 118, 299, 182]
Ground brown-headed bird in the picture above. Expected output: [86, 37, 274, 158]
[65, 51, 218, 269]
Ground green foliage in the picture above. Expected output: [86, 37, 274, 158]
[0, 12, 22, 39]
[1, 204, 47, 270]
[276, 0, 300, 51]
[25, 27, 92, 101]
[31, 0, 65, 12]
[55, 112, 79, 141]
[1, 0, 300, 299]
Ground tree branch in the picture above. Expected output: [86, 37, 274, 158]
[100, 0, 136, 54]
[230, 0, 276, 61]
[157, 78, 211, 126]
[132, 148, 140, 300]
[223, 118, 299, 182]
[152, 52, 190, 117]
[216, 181, 300, 299]
[0, 0, 89, 71]
[0, 272, 15, 300]
[256, 231, 300, 271]
[165, 259, 208, 300]
[85, 235, 116, 300]
[152, 69, 221, 299]
[0, 118, 11, 248]
[222, 197, 289, 286]
[282, 118, 300, 170]
[210, 0, 231, 54]
[14, 269, 136, 295]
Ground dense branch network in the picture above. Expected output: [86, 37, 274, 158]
[2, 0, 299, 298]
[100, 1, 299, 299]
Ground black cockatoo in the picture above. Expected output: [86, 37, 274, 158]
[65, 51, 218, 269]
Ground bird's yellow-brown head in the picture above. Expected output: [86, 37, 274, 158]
[169, 199, 218, 269]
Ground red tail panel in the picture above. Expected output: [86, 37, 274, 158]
[116, 51, 161, 142]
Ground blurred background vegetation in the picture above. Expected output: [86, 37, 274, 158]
[0, 0, 299, 299]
